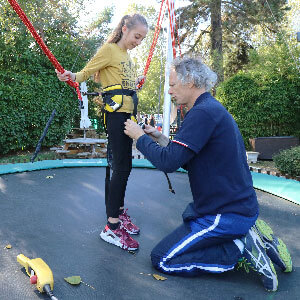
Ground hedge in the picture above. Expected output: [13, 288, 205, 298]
[273, 146, 300, 177]
[0, 71, 79, 154]
[216, 73, 300, 149]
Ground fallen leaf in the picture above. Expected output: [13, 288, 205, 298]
[4, 244, 12, 249]
[64, 276, 81, 285]
[153, 274, 167, 281]
[46, 176, 54, 179]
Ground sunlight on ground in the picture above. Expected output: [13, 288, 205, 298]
[0, 178, 6, 194]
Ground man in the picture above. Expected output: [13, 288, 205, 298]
[144, 114, 148, 125]
[124, 56, 292, 291]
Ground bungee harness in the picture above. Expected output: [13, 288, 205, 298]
[83, 85, 138, 121]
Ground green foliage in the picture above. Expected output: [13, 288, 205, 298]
[216, 73, 300, 149]
[138, 55, 165, 114]
[224, 41, 250, 78]
[216, 35, 300, 149]
[0, 71, 77, 154]
[216, 74, 261, 148]
[177, 0, 289, 80]
[273, 146, 300, 177]
[0, 0, 112, 155]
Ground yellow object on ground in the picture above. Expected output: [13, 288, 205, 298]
[17, 254, 54, 293]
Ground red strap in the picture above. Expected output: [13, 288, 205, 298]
[8, 0, 82, 100]
[166, 0, 177, 58]
[136, 0, 166, 89]
[139, 0, 182, 90]
[144, 0, 166, 76]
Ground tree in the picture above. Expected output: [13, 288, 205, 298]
[210, 0, 223, 82]
[177, 0, 289, 81]
[216, 35, 300, 148]
[0, 0, 112, 154]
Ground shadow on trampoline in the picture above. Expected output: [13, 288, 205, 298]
[0, 167, 299, 300]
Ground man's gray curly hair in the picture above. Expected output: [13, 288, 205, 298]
[171, 56, 218, 91]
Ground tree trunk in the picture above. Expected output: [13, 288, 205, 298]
[210, 0, 224, 83]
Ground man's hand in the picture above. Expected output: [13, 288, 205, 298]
[144, 124, 161, 139]
[144, 124, 169, 147]
[124, 119, 146, 140]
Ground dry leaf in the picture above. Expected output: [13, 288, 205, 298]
[4, 244, 12, 249]
[153, 274, 167, 281]
[64, 276, 81, 285]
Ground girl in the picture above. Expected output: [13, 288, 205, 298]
[56, 14, 148, 251]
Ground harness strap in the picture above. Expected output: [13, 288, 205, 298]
[83, 89, 138, 117]
[164, 172, 175, 194]
[102, 89, 138, 117]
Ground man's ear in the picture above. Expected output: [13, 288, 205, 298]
[122, 25, 127, 33]
[187, 81, 194, 89]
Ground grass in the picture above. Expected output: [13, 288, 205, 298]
[248, 160, 279, 172]
[0, 150, 57, 164]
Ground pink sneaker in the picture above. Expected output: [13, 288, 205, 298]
[119, 209, 140, 235]
[100, 224, 139, 251]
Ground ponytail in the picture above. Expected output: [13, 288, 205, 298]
[107, 14, 148, 44]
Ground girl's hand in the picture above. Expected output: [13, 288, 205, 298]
[135, 75, 146, 91]
[55, 69, 76, 82]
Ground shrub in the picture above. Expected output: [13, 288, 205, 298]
[0, 71, 79, 155]
[217, 37, 300, 150]
[273, 146, 300, 177]
[216, 74, 262, 148]
[216, 73, 300, 149]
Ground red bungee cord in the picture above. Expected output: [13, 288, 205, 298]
[136, 0, 166, 89]
[7, 0, 82, 101]
[138, 0, 182, 90]
[166, 0, 177, 59]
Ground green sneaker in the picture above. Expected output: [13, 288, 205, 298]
[255, 219, 293, 273]
[241, 227, 278, 292]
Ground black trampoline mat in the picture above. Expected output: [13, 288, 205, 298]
[0, 167, 299, 300]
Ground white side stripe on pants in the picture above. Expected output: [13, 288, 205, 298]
[159, 214, 234, 273]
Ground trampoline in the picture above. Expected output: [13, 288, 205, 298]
[0, 163, 299, 300]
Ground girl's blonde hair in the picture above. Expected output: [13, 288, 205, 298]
[107, 14, 148, 43]
[94, 14, 148, 83]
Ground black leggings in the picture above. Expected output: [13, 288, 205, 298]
[105, 112, 132, 218]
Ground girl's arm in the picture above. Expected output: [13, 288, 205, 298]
[55, 43, 111, 83]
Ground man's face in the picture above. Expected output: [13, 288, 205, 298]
[168, 69, 189, 105]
